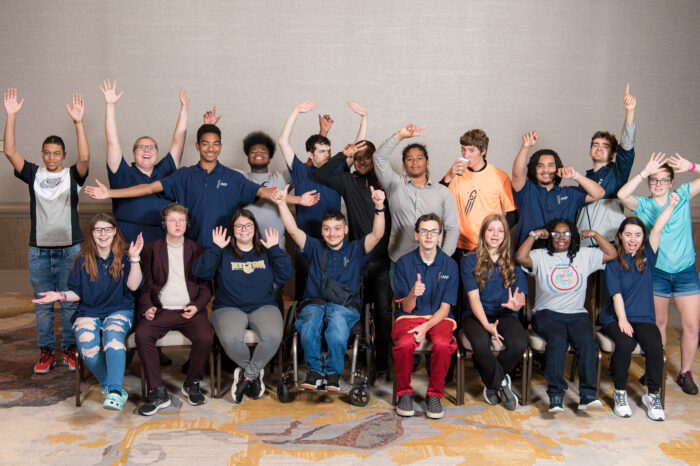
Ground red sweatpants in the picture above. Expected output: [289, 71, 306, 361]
[392, 317, 456, 398]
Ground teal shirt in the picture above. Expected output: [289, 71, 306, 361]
[634, 183, 695, 273]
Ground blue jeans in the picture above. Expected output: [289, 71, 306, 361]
[73, 310, 133, 393]
[296, 303, 359, 375]
[29, 244, 81, 352]
[532, 310, 598, 399]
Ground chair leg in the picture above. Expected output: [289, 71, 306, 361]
[209, 350, 216, 399]
[456, 347, 464, 406]
[595, 350, 602, 397]
[526, 350, 534, 404]
[75, 350, 82, 407]
[216, 341, 222, 398]
[521, 349, 530, 405]
[660, 352, 667, 408]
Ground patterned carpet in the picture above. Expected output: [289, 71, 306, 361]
[1, 295, 699, 465]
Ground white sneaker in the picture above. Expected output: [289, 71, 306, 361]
[642, 392, 665, 421]
[613, 389, 632, 418]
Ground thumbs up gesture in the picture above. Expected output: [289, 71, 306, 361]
[412, 273, 425, 297]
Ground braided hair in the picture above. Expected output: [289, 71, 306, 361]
[545, 217, 580, 264]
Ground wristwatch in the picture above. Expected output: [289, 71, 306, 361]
[529, 231, 539, 239]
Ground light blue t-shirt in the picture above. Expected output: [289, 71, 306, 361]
[633, 182, 695, 274]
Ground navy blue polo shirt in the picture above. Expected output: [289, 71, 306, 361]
[513, 180, 588, 248]
[108, 154, 176, 244]
[159, 162, 260, 247]
[67, 253, 137, 320]
[394, 247, 458, 323]
[301, 236, 372, 308]
[461, 251, 528, 318]
[584, 145, 635, 199]
[601, 242, 657, 327]
[289, 156, 344, 239]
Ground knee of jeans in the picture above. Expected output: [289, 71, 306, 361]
[74, 318, 98, 333]
[546, 334, 568, 351]
[104, 338, 126, 352]
[325, 326, 348, 346]
[80, 345, 100, 359]
[103, 314, 131, 332]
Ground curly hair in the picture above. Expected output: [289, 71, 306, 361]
[545, 217, 580, 264]
[243, 131, 276, 158]
[527, 149, 563, 186]
[615, 217, 648, 273]
[470, 214, 516, 291]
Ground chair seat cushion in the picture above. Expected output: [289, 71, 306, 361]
[458, 329, 504, 352]
[125, 330, 192, 349]
[595, 331, 643, 355]
[527, 329, 573, 353]
[244, 329, 260, 345]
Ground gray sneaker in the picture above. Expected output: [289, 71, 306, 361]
[426, 395, 444, 419]
[483, 386, 499, 405]
[396, 393, 414, 416]
[499, 374, 519, 411]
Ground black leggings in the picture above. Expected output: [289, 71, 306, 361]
[602, 321, 664, 394]
[462, 315, 527, 390]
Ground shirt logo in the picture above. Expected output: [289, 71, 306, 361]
[438, 273, 450, 281]
[40, 177, 64, 189]
[549, 265, 580, 292]
[556, 195, 568, 204]
[216, 180, 228, 189]
[465, 189, 477, 214]
[344, 257, 349, 267]
[230, 260, 266, 274]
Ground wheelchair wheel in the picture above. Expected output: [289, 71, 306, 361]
[349, 386, 370, 407]
[277, 380, 292, 403]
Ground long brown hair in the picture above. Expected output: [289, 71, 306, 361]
[615, 217, 648, 273]
[78, 213, 128, 282]
[229, 208, 264, 259]
[470, 214, 516, 291]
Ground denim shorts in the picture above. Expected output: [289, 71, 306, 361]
[652, 263, 700, 298]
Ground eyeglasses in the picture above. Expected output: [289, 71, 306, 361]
[418, 229, 441, 237]
[135, 144, 157, 152]
[233, 223, 254, 231]
[550, 231, 571, 238]
[648, 178, 672, 186]
[42, 150, 64, 157]
[93, 227, 115, 234]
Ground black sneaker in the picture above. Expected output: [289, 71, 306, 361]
[232, 368, 249, 403]
[676, 371, 699, 395]
[499, 374, 519, 411]
[426, 395, 444, 419]
[325, 373, 340, 392]
[483, 386, 499, 405]
[300, 371, 323, 390]
[548, 395, 564, 413]
[578, 395, 603, 410]
[139, 386, 171, 416]
[248, 369, 265, 399]
[182, 379, 206, 406]
[396, 393, 414, 416]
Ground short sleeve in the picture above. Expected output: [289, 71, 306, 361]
[300, 235, 320, 260]
[159, 170, 185, 204]
[461, 254, 479, 293]
[394, 258, 411, 302]
[500, 174, 516, 211]
[603, 260, 622, 298]
[528, 248, 545, 274]
[234, 171, 262, 205]
[441, 259, 459, 305]
[570, 186, 588, 208]
[514, 263, 528, 294]
[14, 160, 37, 184]
[587, 247, 605, 273]
[70, 163, 88, 186]
[67, 258, 83, 297]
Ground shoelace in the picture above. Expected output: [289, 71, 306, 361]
[614, 391, 629, 406]
[39, 350, 53, 362]
[648, 393, 662, 409]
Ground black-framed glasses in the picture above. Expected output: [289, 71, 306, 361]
[418, 229, 441, 237]
[135, 144, 157, 152]
[233, 223, 254, 231]
[93, 226, 115, 234]
[648, 178, 672, 186]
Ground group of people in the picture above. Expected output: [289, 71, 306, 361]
[4, 81, 698, 422]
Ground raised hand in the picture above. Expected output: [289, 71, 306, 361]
[65, 93, 85, 121]
[129, 233, 144, 259]
[144, 307, 157, 321]
[342, 143, 359, 159]
[260, 228, 279, 249]
[347, 100, 367, 116]
[99, 79, 123, 105]
[395, 124, 427, 141]
[412, 273, 425, 297]
[501, 287, 525, 311]
[3, 88, 24, 115]
[580, 230, 598, 239]
[299, 190, 320, 206]
[370, 186, 386, 208]
[668, 153, 693, 173]
[557, 166, 579, 180]
[271, 184, 289, 204]
[623, 82, 637, 111]
[32, 291, 60, 304]
[203, 105, 222, 124]
[294, 100, 317, 113]
[182, 305, 197, 319]
[641, 152, 669, 177]
[450, 158, 467, 178]
[533, 229, 549, 240]
[319, 114, 334, 133]
[212, 226, 231, 248]
[521, 131, 538, 148]
[84, 179, 111, 199]
[179, 89, 190, 109]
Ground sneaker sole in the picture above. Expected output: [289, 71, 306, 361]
[33, 361, 56, 374]
[181, 387, 207, 406]
[139, 398, 172, 416]
[300, 383, 322, 391]
[642, 395, 666, 421]
[614, 409, 632, 418]
[231, 368, 244, 403]
[483, 386, 499, 406]
[578, 400, 603, 410]
[63, 358, 76, 371]
[396, 407, 415, 417]
[548, 406, 564, 413]
[251, 369, 266, 400]
[325, 385, 340, 392]
[426, 410, 445, 419]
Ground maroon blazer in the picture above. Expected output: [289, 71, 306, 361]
[137, 237, 212, 316]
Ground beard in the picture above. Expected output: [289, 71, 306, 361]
[249, 162, 269, 171]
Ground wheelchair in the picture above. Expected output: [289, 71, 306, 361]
[276, 300, 375, 406]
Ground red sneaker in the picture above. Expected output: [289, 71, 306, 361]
[34, 348, 56, 374]
[63, 346, 77, 371]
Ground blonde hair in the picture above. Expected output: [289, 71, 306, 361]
[470, 214, 516, 291]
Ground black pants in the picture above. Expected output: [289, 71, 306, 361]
[360, 257, 393, 371]
[462, 315, 527, 390]
[603, 321, 664, 394]
[294, 250, 309, 301]
[452, 248, 468, 322]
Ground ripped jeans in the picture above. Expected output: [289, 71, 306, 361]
[73, 310, 133, 393]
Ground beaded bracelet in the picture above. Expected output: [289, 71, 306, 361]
[58, 291, 66, 302]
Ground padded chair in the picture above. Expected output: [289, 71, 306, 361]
[457, 329, 531, 404]
[391, 337, 465, 406]
[594, 331, 667, 407]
